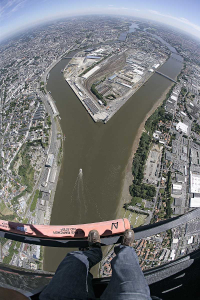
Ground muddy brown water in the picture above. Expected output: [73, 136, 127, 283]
[43, 53, 183, 272]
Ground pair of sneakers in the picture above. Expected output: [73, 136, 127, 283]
[88, 229, 134, 248]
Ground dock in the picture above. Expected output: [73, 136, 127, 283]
[65, 79, 108, 123]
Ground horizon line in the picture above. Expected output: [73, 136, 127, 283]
[1, 13, 200, 45]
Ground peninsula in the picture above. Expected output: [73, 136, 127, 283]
[64, 28, 169, 123]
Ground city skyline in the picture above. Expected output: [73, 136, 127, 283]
[0, 0, 200, 42]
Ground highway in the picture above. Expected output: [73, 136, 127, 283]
[134, 208, 200, 240]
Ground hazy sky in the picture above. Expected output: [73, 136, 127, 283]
[0, 0, 199, 41]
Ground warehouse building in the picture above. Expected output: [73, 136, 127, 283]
[45, 154, 54, 167]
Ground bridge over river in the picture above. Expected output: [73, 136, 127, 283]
[155, 70, 177, 83]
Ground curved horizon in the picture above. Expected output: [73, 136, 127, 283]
[0, 0, 200, 42]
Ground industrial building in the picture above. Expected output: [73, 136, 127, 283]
[176, 122, 188, 135]
[190, 197, 200, 207]
[172, 183, 182, 195]
[41, 167, 51, 187]
[45, 154, 54, 167]
[170, 95, 178, 102]
[49, 168, 57, 183]
[82, 66, 100, 79]
[190, 172, 200, 193]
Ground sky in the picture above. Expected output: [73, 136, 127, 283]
[0, 0, 199, 42]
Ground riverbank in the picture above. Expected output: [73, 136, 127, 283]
[104, 69, 160, 123]
[117, 37, 183, 220]
[117, 82, 175, 222]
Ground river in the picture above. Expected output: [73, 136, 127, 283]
[43, 39, 183, 272]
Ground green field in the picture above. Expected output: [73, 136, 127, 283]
[0, 201, 13, 216]
[122, 208, 147, 227]
[30, 189, 39, 212]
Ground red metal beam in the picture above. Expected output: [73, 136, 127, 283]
[0, 218, 130, 239]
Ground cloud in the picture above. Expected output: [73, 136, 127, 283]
[0, 0, 27, 19]
[148, 10, 160, 16]
[107, 5, 139, 12]
[107, 6, 129, 10]
[11, 0, 26, 13]
[149, 10, 200, 34]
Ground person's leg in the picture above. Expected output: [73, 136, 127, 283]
[39, 231, 102, 300]
[101, 230, 151, 300]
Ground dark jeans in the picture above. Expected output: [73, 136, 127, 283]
[39, 247, 102, 300]
[39, 246, 151, 300]
[101, 245, 152, 300]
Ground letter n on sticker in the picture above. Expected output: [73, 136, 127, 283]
[111, 222, 118, 230]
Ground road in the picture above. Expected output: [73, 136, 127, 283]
[135, 208, 200, 240]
